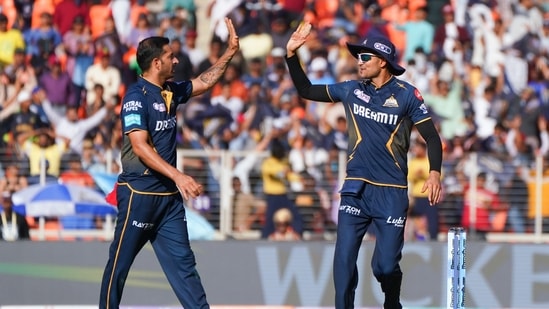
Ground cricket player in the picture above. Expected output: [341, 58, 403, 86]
[285, 22, 443, 308]
[99, 18, 239, 309]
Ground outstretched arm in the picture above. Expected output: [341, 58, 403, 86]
[191, 17, 239, 96]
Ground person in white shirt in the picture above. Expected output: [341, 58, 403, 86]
[84, 49, 121, 106]
[35, 88, 114, 154]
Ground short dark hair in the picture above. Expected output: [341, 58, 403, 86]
[136, 36, 170, 72]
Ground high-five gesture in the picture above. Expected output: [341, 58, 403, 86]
[286, 21, 312, 57]
[224, 17, 240, 56]
[191, 17, 240, 96]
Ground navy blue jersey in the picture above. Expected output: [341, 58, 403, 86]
[327, 77, 431, 187]
[119, 77, 192, 193]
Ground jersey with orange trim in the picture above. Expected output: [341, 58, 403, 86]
[326, 77, 430, 187]
[119, 76, 192, 192]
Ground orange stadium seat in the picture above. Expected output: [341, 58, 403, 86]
[30, 0, 54, 29]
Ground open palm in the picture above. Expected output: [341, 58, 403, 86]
[286, 21, 312, 55]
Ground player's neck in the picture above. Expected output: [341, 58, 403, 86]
[141, 73, 165, 89]
[370, 71, 393, 89]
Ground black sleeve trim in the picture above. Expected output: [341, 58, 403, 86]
[285, 54, 333, 102]
[415, 120, 443, 173]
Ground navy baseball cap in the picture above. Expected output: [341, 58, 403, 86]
[346, 36, 405, 76]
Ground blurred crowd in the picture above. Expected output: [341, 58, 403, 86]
[0, 0, 548, 241]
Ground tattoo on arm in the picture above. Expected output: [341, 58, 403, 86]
[199, 58, 231, 87]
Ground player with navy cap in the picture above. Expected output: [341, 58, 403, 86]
[285, 22, 443, 308]
[99, 18, 239, 309]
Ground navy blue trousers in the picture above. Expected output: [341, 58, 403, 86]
[99, 183, 209, 309]
[333, 183, 408, 309]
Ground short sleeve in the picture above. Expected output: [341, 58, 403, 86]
[408, 88, 431, 124]
[120, 91, 147, 134]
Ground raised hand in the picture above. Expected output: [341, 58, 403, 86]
[286, 21, 312, 57]
[224, 17, 239, 56]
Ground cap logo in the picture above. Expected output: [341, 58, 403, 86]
[374, 42, 392, 55]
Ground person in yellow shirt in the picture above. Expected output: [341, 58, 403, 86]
[22, 128, 66, 178]
[408, 140, 439, 240]
[260, 137, 303, 239]
[0, 13, 25, 67]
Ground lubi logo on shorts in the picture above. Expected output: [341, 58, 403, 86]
[386, 216, 406, 228]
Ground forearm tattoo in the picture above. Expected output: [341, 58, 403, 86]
[199, 57, 232, 87]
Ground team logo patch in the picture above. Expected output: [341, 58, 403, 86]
[124, 114, 141, 126]
[415, 89, 424, 101]
[382, 95, 399, 107]
[419, 103, 429, 114]
[353, 89, 370, 103]
[153, 102, 166, 112]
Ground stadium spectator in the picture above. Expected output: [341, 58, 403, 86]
[125, 13, 157, 51]
[432, 4, 471, 64]
[24, 12, 62, 76]
[84, 49, 121, 107]
[196, 35, 224, 76]
[37, 88, 113, 155]
[53, 0, 90, 36]
[3, 47, 38, 95]
[422, 71, 467, 141]
[394, 5, 434, 63]
[163, 0, 196, 29]
[0, 163, 28, 193]
[288, 133, 329, 185]
[5, 90, 49, 147]
[59, 152, 95, 187]
[170, 38, 195, 82]
[62, 14, 95, 108]
[181, 29, 205, 75]
[293, 171, 331, 238]
[0, 13, 25, 67]
[260, 137, 303, 239]
[159, 8, 190, 47]
[268, 207, 301, 241]
[232, 176, 265, 233]
[270, 13, 293, 50]
[93, 15, 126, 74]
[210, 62, 248, 102]
[38, 56, 72, 115]
[501, 162, 530, 233]
[462, 172, 509, 240]
[21, 127, 66, 179]
[408, 140, 439, 241]
[0, 190, 30, 241]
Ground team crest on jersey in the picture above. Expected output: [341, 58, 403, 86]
[382, 95, 398, 107]
[419, 103, 429, 114]
[353, 89, 370, 103]
[153, 102, 166, 112]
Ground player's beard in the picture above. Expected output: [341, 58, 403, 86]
[160, 59, 175, 80]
